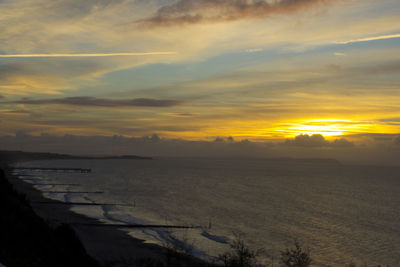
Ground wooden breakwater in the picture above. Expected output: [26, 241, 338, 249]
[31, 201, 130, 206]
[40, 191, 104, 194]
[73, 223, 202, 229]
[13, 167, 91, 173]
[34, 183, 81, 186]
[13, 167, 202, 231]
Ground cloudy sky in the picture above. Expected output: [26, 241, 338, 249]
[0, 0, 399, 161]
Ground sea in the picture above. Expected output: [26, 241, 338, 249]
[11, 158, 400, 266]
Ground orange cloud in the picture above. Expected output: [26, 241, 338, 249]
[138, 0, 342, 27]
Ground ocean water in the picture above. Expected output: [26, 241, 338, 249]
[12, 158, 400, 266]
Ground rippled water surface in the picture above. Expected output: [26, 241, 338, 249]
[13, 158, 400, 266]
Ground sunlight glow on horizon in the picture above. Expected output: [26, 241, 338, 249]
[145, 118, 399, 141]
[272, 119, 387, 139]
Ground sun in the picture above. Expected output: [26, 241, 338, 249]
[290, 124, 344, 137]
[278, 119, 372, 138]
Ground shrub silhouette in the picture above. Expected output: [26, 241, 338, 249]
[280, 240, 311, 267]
[218, 234, 258, 267]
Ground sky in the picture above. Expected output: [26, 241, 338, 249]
[0, 0, 400, 163]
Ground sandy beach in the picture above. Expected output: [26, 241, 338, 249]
[2, 164, 211, 266]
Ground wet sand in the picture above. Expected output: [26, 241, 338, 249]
[4, 168, 169, 265]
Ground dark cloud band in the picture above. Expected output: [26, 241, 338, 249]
[138, 0, 337, 27]
[284, 134, 354, 148]
[5, 96, 183, 108]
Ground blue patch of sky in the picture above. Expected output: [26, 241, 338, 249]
[63, 35, 400, 97]
[74, 48, 283, 95]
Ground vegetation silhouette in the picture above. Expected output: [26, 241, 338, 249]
[218, 233, 259, 267]
[0, 168, 99, 267]
[217, 235, 314, 267]
[280, 240, 312, 267]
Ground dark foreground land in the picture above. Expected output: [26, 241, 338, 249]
[0, 151, 214, 267]
[0, 167, 99, 267]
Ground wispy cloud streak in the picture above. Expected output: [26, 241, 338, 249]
[335, 33, 400, 44]
[0, 52, 177, 58]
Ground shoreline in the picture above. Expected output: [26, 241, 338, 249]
[3, 163, 214, 266]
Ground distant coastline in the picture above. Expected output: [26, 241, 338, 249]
[0, 150, 343, 164]
[0, 150, 152, 162]
[264, 157, 340, 164]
